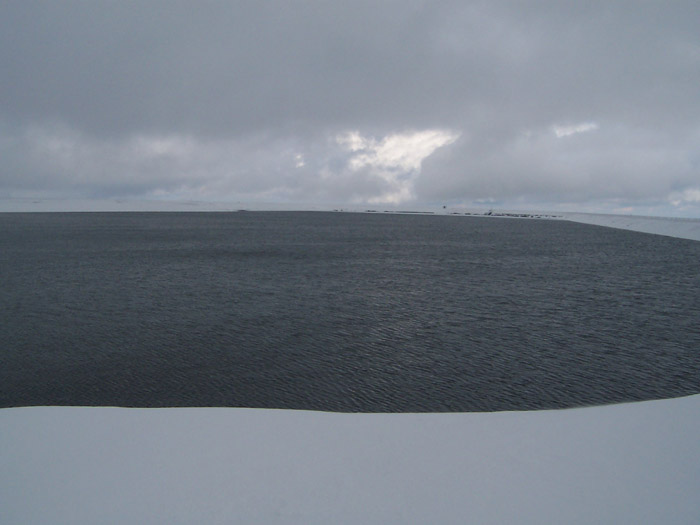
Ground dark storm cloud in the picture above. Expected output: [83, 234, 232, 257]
[1, 0, 442, 137]
[1, 1, 699, 213]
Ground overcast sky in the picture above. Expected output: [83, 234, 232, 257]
[1, 1, 699, 215]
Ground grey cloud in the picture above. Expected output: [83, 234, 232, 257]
[417, 124, 698, 207]
[1, 1, 699, 213]
[0, 124, 394, 203]
[4, 1, 696, 136]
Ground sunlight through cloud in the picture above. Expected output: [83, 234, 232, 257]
[335, 129, 459, 204]
[552, 122, 599, 138]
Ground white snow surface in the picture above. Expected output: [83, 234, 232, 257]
[564, 212, 700, 242]
[2, 212, 699, 524]
[2, 396, 700, 524]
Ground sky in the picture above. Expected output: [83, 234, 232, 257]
[1, 1, 699, 216]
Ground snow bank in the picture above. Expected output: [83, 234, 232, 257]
[2, 396, 699, 524]
[565, 213, 700, 242]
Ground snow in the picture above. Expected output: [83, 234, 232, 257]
[2, 396, 699, 524]
[2, 212, 699, 524]
[565, 213, 700, 242]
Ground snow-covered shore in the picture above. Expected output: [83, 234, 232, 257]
[2, 396, 699, 524]
[565, 212, 700, 242]
[2, 211, 699, 524]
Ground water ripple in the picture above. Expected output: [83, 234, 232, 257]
[1, 211, 699, 412]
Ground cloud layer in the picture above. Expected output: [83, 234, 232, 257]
[1, 1, 699, 214]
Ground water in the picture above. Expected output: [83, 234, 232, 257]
[1, 211, 699, 412]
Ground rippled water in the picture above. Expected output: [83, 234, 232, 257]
[1, 211, 699, 412]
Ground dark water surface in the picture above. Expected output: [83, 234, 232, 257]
[1, 211, 699, 412]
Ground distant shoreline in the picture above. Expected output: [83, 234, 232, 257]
[2, 202, 699, 242]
